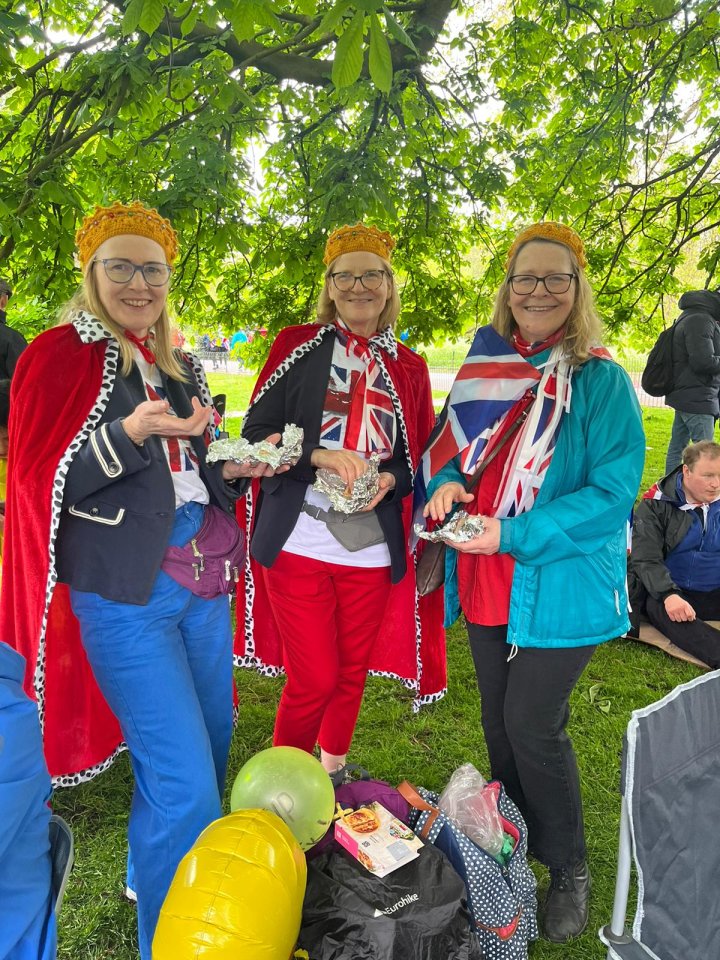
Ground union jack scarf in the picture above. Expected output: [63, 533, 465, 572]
[325, 319, 397, 459]
[418, 325, 611, 519]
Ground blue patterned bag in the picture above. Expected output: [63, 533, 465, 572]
[398, 781, 538, 960]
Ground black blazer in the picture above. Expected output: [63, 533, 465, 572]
[242, 331, 412, 584]
[56, 361, 241, 604]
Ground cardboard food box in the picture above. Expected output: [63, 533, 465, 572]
[334, 801, 423, 877]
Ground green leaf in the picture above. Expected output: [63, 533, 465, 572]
[39, 181, 69, 204]
[318, 0, 350, 35]
[227, 0, 256, 42]
[368, 12, 392, 92]
[332, 9, 365, 88]
[382, 6, 417, 54]
[139, 0, 166, 34]
[121, 0, 144, 35]
[180, 6, 200, 35]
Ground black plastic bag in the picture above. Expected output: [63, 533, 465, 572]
[298, 844, 484, 959]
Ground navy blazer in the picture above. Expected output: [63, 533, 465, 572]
[242, 330, 412, 584]
[56, 362, 241, 604]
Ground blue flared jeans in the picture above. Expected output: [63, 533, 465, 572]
[70, 501, 233, 959]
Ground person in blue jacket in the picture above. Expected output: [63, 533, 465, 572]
[0, 641, 56, 960]
[420, 221, 645, 943]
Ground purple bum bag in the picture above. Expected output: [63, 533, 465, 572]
[161, 504, 245, 599]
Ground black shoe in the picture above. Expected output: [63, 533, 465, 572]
[542, 861, 591, 942]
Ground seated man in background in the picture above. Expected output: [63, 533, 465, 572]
[629, 440, 720, 668]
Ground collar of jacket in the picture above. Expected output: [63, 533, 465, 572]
[69, 310, 115, 344]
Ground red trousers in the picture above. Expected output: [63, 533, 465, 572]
[263, 551, 392, 755]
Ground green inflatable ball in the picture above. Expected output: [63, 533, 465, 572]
[230, 746, 335, 851]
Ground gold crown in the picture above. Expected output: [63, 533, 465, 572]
[505, 221, 587, 270]
[324, 223, 395, 265]
[76, 201, 179, 267]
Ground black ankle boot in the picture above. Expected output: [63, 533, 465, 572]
[541, 860, 591, 942]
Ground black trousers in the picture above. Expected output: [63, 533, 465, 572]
[467, 622, 596, 869]
[646, 588, 720, 668]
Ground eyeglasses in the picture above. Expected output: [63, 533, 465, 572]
[93, 258, 172, 287]
[509, 273, 576, 295]
[329, 270, 388, 292]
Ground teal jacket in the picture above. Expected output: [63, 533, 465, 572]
[427, 357, 645, 648]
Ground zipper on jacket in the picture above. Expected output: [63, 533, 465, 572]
[614, 589, 621, 615]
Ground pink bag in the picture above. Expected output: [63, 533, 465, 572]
[161, 504, 245, 599]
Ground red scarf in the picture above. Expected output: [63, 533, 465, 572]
[124, 329, 156, 364]
[511, 325, 567, 357]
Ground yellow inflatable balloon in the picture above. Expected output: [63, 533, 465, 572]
[153, 809, 307, 959]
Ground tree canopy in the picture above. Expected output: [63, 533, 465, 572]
[1, 0, 719, 350]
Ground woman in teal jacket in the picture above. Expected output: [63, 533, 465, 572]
[421, 221, 645, 943]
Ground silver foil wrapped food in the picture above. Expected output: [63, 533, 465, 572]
[206, 423, 303, 468]
[414, 511, 486, 544]
[313, 453, 381, 513]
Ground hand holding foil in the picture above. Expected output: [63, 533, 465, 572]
[414, 510, 486, 544]
[207, 423, 303, 468]
[313, 452, 382, 513]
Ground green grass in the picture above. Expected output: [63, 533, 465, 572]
[206, 373, 255, 438]
[54, 405, 686, 959]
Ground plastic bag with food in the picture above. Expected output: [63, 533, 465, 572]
[438, 763, 504, 857]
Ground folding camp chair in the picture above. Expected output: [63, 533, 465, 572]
[600, 671, 720, 959]
[49, 814, 74, 915]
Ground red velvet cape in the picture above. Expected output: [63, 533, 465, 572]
[0, 324, 123, 783]
[234, 324, 446, 708]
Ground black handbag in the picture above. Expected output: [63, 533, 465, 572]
[416, 411, 527, 597]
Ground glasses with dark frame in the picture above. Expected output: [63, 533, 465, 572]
[509, 273, 576, 295]
[93, 258, 172, 287]
[329, 269, 388, 292]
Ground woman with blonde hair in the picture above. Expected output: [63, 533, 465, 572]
[420, 222, 645, 942]
[0, 201, 280, 958]
[236, 222, 445, 773]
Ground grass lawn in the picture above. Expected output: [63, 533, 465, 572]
[54, 405, 692, 959]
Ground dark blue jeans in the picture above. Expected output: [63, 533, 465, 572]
[666, 411, 715, 474]
[467, 622, 595, 869]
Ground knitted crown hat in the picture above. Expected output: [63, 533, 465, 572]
[505, 221, 587, 270]
[76, 201, 179, 267]
[324, 223, 395, 266]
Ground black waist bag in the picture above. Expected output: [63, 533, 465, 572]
[298, 844, 483, 959]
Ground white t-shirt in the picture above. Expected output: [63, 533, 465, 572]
[134, 351, 210, 509]
[282, 338, 391, 568]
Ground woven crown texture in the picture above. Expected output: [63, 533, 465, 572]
[76, 201, 179, 267]
[506, 221, 587, 270]
[324, 223, 395, 265]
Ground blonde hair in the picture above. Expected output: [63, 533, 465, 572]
[491, 238, 603, 366]
[58, 263, 188, 380]
[316, 256, 401, 332]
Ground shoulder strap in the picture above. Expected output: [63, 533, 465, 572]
[397, 780, 440, 840]
[464, 408, 529, 495]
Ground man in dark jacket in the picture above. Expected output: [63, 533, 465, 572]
[629, 439, 720, 667]
[664, 288, 720, 473]
[0, 279, 27, 379]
